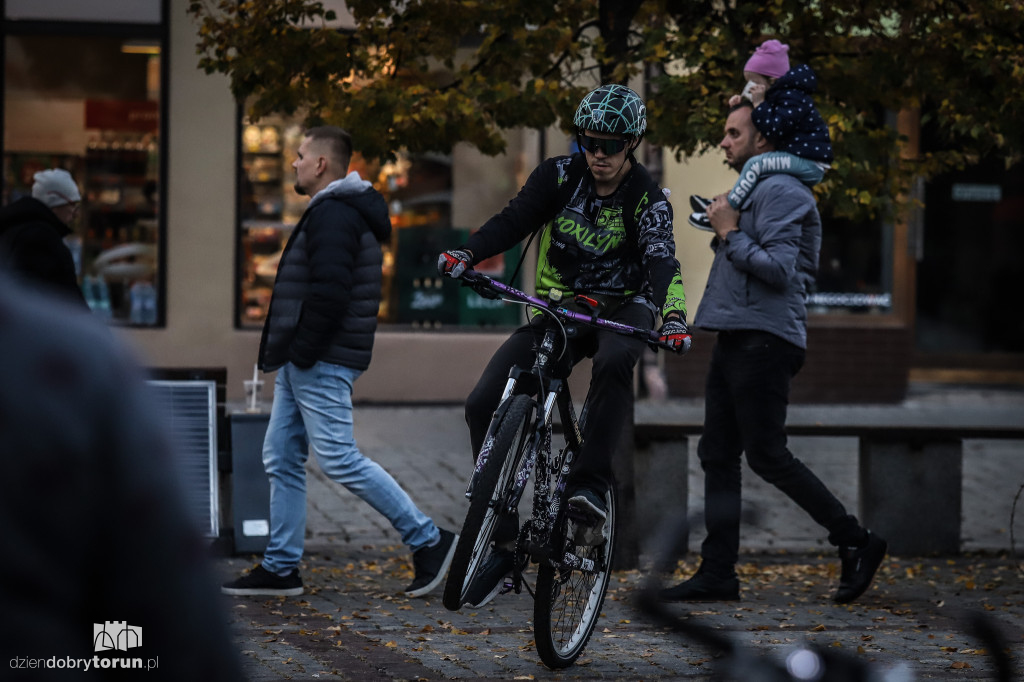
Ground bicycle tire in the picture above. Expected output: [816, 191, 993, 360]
[443, 394, 535, 611]
[534, 486, 616, 668]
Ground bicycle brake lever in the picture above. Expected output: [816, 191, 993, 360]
[573, 294, 601, 316]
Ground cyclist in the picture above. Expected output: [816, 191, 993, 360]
[438, 84, 690, 607]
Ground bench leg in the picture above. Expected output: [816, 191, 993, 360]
[633, 436, 690, 561]
[859, 438, 962, 555]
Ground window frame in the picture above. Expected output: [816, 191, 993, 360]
[0, 3, 169, 325]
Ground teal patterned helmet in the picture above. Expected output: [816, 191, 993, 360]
[573, 84, 647, 138]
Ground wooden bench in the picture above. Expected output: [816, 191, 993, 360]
[628, 403, 1024, 556]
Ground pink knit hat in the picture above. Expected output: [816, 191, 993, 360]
[743, 39, 790, 79]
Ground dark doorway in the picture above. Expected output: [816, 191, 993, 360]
[917, 160, 1024, 358]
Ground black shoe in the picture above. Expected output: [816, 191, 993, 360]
[222, 564, 303, 597]
[689, 194, 712, 213]
[833, 531, 887, 603]
[567, 488, 608, 546]
[405, 528, 458, 597]
[687, 211, 713, 231]
[660, 569, 739, 602]
[463, 547, 516, 608]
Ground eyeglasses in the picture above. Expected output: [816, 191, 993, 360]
[578, 134, 630, 156]
[56, 201, 79, 214]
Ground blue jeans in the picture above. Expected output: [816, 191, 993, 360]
[261, 361, 439, 575]
[697, 330, 861, 576]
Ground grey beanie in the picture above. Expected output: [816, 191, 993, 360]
[32, 169, 81, 208]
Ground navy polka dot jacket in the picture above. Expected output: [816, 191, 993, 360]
[751, 63, 834, 164]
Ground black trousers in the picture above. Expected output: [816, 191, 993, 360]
[698, 330, 862, 575]
[465, 301, 653, 497]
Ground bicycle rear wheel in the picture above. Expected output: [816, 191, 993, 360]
[443, 394, 535, 611]
[534, 486, 616, 668]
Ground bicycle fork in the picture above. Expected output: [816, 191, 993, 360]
[466, 329, 561, 498]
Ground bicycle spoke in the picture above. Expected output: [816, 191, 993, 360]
[534, 489, 616, 668]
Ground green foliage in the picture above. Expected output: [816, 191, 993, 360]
[188, 0, 1024, 222]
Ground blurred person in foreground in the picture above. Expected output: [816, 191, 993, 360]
[0, 274, 244, 680]
[0, 168, 86, 305]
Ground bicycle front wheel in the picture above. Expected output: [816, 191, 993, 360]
[443, 394, 535, 611]
[534, 486, 616, 668]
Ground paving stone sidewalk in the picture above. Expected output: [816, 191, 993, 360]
[216, 387, 1024, 680]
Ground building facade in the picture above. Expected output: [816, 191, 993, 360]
[3, 0, 1020, 404]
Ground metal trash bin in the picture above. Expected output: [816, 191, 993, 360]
[229, 411, 271, 555]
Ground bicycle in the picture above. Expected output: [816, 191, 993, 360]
[441, 268, 684, 668]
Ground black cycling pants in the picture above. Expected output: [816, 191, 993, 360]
[698, 330, 863, 576]
[465, 301, 653, 501]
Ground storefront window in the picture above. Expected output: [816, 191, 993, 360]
[807, 213, 893, 316]
[2, 17, 164, 325]
[236, 116, 521, 330]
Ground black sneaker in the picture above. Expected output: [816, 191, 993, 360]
[463, 547, 516, 608]
[405, 528, 458, 597]
[567, 489, 608, 545]
[687, 211, 713, 231]
[689, 194, 712, 213]
[222, 564, 303, 597]
[660, 567, 739, 602]
[833, 531, 887, 603]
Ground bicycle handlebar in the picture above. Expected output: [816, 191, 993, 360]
[454, 269, 682, 352]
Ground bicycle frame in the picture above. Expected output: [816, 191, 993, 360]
[460, 269, 667, 570]
[466, 340, 581, 569]
[444, 268, 679, 667]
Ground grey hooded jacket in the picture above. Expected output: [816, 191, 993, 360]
[693, 174, 821, 349]
[258, 172, 392, 372]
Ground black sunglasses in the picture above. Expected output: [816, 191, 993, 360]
[578, 134, 630, 155]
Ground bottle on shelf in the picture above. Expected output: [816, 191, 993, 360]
[129, 281, 158, 326]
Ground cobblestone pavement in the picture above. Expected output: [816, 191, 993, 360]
[216, 388, 1024, 680]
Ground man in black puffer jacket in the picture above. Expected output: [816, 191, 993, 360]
[223, 127, 456, 599]
[0, 168, 86, 305]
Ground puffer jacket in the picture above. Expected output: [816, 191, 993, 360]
[257, 172, 392, 372]
[0, 196, 85, 304]
[693, 174, 821, 350]
[752, 63, 834, 164]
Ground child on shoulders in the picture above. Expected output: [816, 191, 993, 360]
[689, 39, 833, 231]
